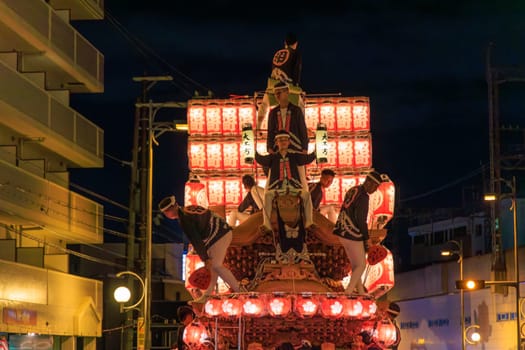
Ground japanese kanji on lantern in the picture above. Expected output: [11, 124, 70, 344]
[241, 123, 255, 164]
[315, 123, 328, 164]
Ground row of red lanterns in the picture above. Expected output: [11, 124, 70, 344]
[188, 136, 373, 171]
[202, 293, 377, 319]
[187, 98, 370, 136]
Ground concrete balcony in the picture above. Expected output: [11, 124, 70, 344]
[0, 58, 103, 168]
[0, 158, 103, 245]
[0, 0, 104, 93]
[49, 0, 104, 20]
[0, 259, 102, 336]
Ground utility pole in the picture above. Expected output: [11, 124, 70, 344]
[130, 75, 187, 350]
[486, 43, 525, 295]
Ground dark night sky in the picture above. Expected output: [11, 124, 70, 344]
[69, 0, 525, 219]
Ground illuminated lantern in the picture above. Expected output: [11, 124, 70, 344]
[267, 293, 292, 317]
[341, 296, 363, 318]
[319, 103, 336, 130]
[359, 297, 377, 319]
[323, 177, 341, 205]
[336, 103, 352, 132]
[188, 105, 206, 135]
[341, 176, 361, 194]
[222, 142, 240, 170]
[369, 180, 396, 229]
[207, 178, 225, 206]
[205, 106, 222, 134]
[204, 297, 223, 317]
[315, 123, 328, 164]
[184, 175, 209, 207]
[221, 298, 242, 317]
[241, 123, 255, 164]
[305, 105, 319, 130]
[238, 105, 256, 129]
[183, 321, 210, 346]
[320, 295, 344, 318]
[373, 318, 398, 348]
[222, 105, 238, 135]
[189, 143, 206, 170]
[337, 139, 354, 167]
[354, 136, 372, 168]
[295, 294, 319, 318]
[242, 294, 266, 317]
[352, 100, 370, 131]
[364, 248, 395, 298]
[206, 143, 223, 170]
[184, 252, 204, 289]
[224, 178, 242, 206]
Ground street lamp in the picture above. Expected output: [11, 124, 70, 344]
[441, 240, 465, 350]
[464, 325, 481, 345]
[484, 176, 520, 349]
[114, 271, 147, 350]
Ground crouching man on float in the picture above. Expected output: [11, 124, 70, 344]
[255, 130, 316, 237]
[158, 195, 242, 303]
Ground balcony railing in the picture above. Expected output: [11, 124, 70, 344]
[0, 59, 104, 167]
[0, 158, 104, 245]
[0, 0, 104, 91]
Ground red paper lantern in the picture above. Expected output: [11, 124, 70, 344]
[205, 106, 222, 134]
[204, 297, 223, 317]
[206, 143, 223, 170]
[319, 104, 336, 131]
[189, 143, 207, 170]
[320, 296, 344, 318]
[184, 178, 208, 207]
[364, 248, 395, 298]
[221, 106, 239, 135]
[352, 101, 370, 131]
[341, 296, 363, 318]
[222, 142, 240, 170]
[267, 294, 292, 317]
[183, 321, 209, 346]
[238, 105, 255, 129]
[207, 179, 225, 206]
[369, 180, 396, 229]
[373, 318, 398, 348]
[188, 106, 206, 135]
[336, 104, 352, 132]
[221, 297, 243, 317]
[359, 298, 377, 319]
[295, 294, 319, 318]
[224, 178, 242, 206]
[337, 139, 354, 167]
[184, 253, 203, 289]
[353, 137, 372, 168]
[242, 294, 266, 317]
[305, 105, 319, 130]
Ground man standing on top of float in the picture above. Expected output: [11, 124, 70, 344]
[257, 33, 304, 128]
[265, 81, 310, 191]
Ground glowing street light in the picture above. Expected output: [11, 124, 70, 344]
[114, 271, 146, 350]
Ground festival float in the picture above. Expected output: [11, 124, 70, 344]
[181, 91, 397, 349]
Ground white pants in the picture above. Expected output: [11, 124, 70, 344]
[320, 204, 338, 223]
[339, 237, 366, 294]
[263, 189, 314, 230]
[204, 231, 239, 295]
[227, 210, 250, 227]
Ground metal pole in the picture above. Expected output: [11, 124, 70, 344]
[512, 176, 520, 350]
[145, 102, 154, 350]
[459, 241, 465, 350]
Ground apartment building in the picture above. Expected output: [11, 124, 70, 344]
[0, 1, 104, 349]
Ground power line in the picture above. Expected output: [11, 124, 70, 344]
[400, 166, 484, 203]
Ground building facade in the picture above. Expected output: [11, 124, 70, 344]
[0, 1, 104, 349]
